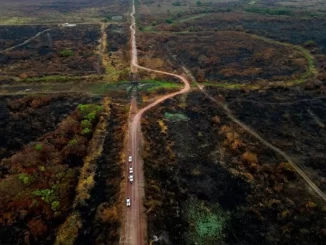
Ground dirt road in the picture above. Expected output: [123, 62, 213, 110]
[130, 3, 138, 74]
[121, 1, 191, 244]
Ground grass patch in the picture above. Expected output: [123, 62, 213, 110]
[164, 112, 189, 122]
[139, 80, 182, 91]
[22, 74, 104, 83]
[185, 197, 228, 245]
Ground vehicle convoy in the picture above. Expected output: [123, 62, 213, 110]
[126, 198, 131, 207]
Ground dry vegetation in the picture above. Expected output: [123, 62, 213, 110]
[0, 94, 127, 245]
[104, 24, 130, 82]
[137, 31, 311, 84]
[0, 25, 104, 78]
[0, 0, 130, 24]
[141, 91, 326, 245]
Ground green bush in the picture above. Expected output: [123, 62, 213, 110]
[68, 139, 78, 146]
[81, 128, 91, 135]
[81, 119, 92, 129]
[59, 49, 74, 57]
[18, 173, 31, 185]
[51, 201, 60, 211]
[77, 104, 102, 118]
[85, 112, 96, 121]
[33, 188, 55, 203]
[35, 144, 43, 151]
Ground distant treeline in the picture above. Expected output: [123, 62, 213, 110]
[245, 7, 293, 16]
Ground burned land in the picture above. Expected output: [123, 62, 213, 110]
[0, 0, 130, 23]
[141, 91, 326, 245]
[217, 85, 326, 192]
[135, 6, 326, 245]
[104, 24, 131, 82]
[0, 94, 127, 245]
[0, 25, 103, 78]
[137, 31, 310, 84]
[0, 26, 50, 50]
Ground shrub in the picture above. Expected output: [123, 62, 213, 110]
[81, 128, 91, 135]
[77, 104, 102, 120]
[59, 49, 74, 57]
[241, 151, 258, 164]
[68, 139, 78, 146]
[81, 119, 92, 129]
[35, 144, 43, 151]
[51, 201, 60, 211]
[18, 173, 31, 185]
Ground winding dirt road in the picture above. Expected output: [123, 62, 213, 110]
[122, 1, 190, 244]
[0, 28, 51, 54]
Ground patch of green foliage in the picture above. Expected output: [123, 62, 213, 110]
[33, 189, 53, 202]
[164, 112, 189, 122]
[185, 197, 228, 244]
[32, 186, 60, 211]
[68, 139, 78, 146]
[18, 173, 32, 185]
[81, 119, 92, 129]
[85, 112, 96, 120]
[245, 7, 292, 16]
[59, 49, 74, 57]
[77, 104, 102, 119]
[35, 144, 43, 151]
[77, 104, 102, 131]
[51, 201, 60, 211]
[81, 128, 91, 135]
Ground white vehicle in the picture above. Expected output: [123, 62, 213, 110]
[128, 156, 132, 162]
[129, 174, 134, 183]
[126, 198, 131, 207]
[129, 167, 133, 174]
